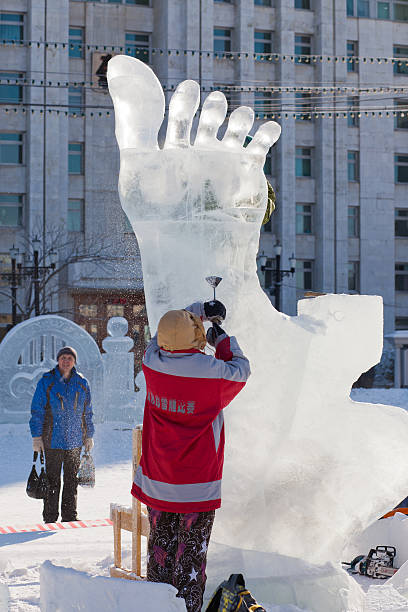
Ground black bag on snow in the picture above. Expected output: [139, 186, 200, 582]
[77, 451, 95, 488]
[205, 573, 266, 612]
[26, 450, 49, 499]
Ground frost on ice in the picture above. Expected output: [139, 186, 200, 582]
[107, 55, 408, 565]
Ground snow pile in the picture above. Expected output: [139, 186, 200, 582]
[0, 582, 8, 611]
[204, 542, 365, 612]
[40, 560, 186, 612]
[1, 421, 408, 611]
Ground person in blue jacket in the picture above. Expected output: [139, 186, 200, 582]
[29, 346, 94, 523]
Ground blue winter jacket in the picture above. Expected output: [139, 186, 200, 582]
[29, 367, 94, 450]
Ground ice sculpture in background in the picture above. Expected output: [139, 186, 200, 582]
[107, 56, 408, 565]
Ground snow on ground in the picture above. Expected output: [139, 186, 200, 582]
[0, 388, 407, 611]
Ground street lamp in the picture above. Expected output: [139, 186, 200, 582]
[2, 239, 58, 326]
[257, 242, 296, 312]
[9, 245, 19, 326]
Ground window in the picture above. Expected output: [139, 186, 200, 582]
[0, 72, 23, 103]
[0, 254, 11, 287]
[394, 46, 408, 75]
[296, 147, 312, 177]
[0, 194, 23, 227]
[295, 0, 310, 7]
[107, 304, 124, 317]
[358, 0, 370, 15]
[79, 304, 97, 317]
[395, 100, 408, 128]
[296, 260, 313, 290]
[348, 262, 360, 292]
[347, 0, 370, 14]
[261, 257, 274, 288]
[0, 133, 23, 164]
[348, 151, 359, 181]
[255, 0, 272, 5]
[396, 263, 408, 291]
[348, 206, 360, 237]
[125, 0, 150, 4]
[295, 93, 313, 120]
[295, 35, 311, 63]
[296, 204, 313, 234]
[395, 154, 408, 182]
[69, 27, 84, 59]
[347, 41, 358, 72]
[215, 0, 232, 2]
[378, 1, 391, 17]
[264, 151, 272, 175]
[395, 1, 408, 20]
[68, 199, 84, 231]
[124, 213, 134, 232]
[396, 316, 408, 329]
[68, 143, 83, 174]
[254, 31, 272, 58]
[125, 33, 150, 63]
[347, 96, 359, 127]
[68, 86, 83, 115]
[133, 304, 146, 316]
[254, 91, 270, 116]
[395, 209, 408, 236]
[214, 28, 231, 53]
[0, 13, 23, 41]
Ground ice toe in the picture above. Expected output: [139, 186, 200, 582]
[107, 55, 165, 151]
[194, 91, 228, 147]
[246, 121, 281, 158]
[222, 106, 254, 149]
[164, 80, 200, 149]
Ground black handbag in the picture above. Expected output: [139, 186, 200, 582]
[205, 573, 266, 612]
[26, 450, 49, 499]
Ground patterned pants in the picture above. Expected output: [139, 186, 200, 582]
[147, 507, 216, 612]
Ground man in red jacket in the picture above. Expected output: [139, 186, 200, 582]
[132, 301, 250, 612]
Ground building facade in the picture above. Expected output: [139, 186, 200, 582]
[0, 0, 407, 356]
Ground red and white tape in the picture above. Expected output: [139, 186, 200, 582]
[0, 518, 113, 535]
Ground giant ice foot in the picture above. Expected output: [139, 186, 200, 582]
[108, 56, 408, 564]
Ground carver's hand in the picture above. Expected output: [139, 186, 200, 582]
[32, 436, 44, 453]
[204, 300, 226, 324]
[206, 323, 226, 347]
[84, 438, 94, 453]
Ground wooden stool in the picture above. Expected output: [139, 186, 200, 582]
[110, 426, 150, 579]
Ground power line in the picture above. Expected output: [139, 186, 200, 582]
[1, 39, 408, 68]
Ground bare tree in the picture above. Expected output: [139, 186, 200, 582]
[0, 226, 131, 322]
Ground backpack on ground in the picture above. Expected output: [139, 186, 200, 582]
[205, 573, 266, 612]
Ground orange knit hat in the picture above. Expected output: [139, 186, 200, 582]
[157, 309, 206, 351]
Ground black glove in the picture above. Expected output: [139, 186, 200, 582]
[206, 323, 226, 347]
[204, 300, 226, 323]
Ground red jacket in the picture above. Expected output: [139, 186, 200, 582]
[131, 305, 250, 513]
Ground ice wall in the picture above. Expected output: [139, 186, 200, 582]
[107, 56, 408, 564]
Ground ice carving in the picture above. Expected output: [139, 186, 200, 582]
[107, 56, 408, 564]
[0, 315, 104, 423]
[0, 316, 142, 424]
[101, 316, 144, 423]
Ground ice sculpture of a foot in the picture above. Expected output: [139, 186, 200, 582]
[108, 56, 408, 564]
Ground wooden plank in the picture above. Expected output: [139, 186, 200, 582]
[120, 509, 133, 532]
[132, 427, 143, 576]
[109, 566, 143, 581]
[112, 508, 122, 568]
